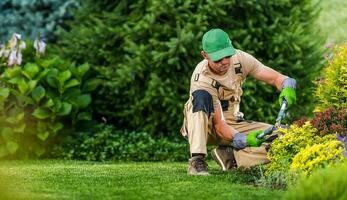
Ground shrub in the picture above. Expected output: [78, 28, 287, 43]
[54, 0, 325, 136]
[294, 107, 347, 136]
[52, 123, 189, 162]
[290, 140, 346, 176]
[0, 35, 98, 159]
[283, 163, 347, 200]
[267, 122, 320, 173]
[315, 44, 347, 111]
[310, 107, 347, 136]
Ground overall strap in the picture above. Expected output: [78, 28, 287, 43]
[193, 73, 221, 90]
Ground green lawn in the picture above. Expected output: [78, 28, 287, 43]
[0, 160, 284, 200]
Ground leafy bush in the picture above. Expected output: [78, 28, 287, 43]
[283, 163, 347, 200]
[267, 122, 336, 174]
[294, 107, 347, 136]
[290, 140, 346, 176]
[0, 36, 98, 159]
[54, 0, 324, 136]
[0, 0, 79, 43]
[52, 123, 189, 162]
[315, 44, 347, 111]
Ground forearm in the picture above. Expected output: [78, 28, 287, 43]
[214, 121, 238, 141]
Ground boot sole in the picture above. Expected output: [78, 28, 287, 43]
[211, 149, 227, 171]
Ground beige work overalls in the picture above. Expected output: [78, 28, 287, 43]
[181, 50, 274, 168]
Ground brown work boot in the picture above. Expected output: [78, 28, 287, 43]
[211, 146, 237, 171]
[187, 155, 209, 175]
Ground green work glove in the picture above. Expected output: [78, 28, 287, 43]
[232, 130, 265, 150]
[279, 78, 297, 108]
[246, 130, 266, 147]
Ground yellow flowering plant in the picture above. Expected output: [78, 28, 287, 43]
[290, 140, 346, 176]
[267, 122, 337, 174]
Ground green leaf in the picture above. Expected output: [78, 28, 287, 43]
[71, 63, 90, 80]
[82, 78, 102, 92]
[8, 77, 21, 84]
[77, 112, 92, 121]
[73, 94, 92, 109]
[50, 122, 64, 133]
[37, 68, 50, 80]
[32, 108, 50, 119]
[27, 80, 38, 92]
[63, 88, 81, 101]
[46, 68, 59, 88]
[4, 66, 21, 78]
[51, 98, 62, 112]
[32, 85, 46, 103]
[56, 102, 72, 116]
[6, 141, 18, 154]
[43, 99, 54, 108]
[57, 70, 72, 85]
[18, 78, 29, 94]
[22, 63, 40, 79]
[9, 89, 35, 105]
[64, 79, 80, 90]
[37, 131, 49, 141]
[0, 88, 10, 101]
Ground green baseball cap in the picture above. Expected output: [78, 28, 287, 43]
[202, 28, 236, 62]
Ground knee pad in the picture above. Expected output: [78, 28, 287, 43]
[192, 90, 214, 117]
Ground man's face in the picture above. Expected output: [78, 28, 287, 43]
[201, 51, 232, 75]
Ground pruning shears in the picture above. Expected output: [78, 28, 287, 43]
[256, 98, 288, 139]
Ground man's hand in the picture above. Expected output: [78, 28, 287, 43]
[232, 130, 265, 150]
[279, 78, 297, 108]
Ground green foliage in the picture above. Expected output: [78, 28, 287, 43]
[54, 0, 324, 135]
[283, 163, 347, 200]
[267, 122, 335, 174]
[0, 0, 79, 43]
[0, 39, 97, 159]
[315, 44, 347, 111]
[255, 168, 291, 190]
[52, 123, 189, 161]
[290, 140, 346, 176]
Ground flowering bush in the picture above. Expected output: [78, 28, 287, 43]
[267, 122, 336, 174]
[290, 140, 346, 176]
[0, 34, 99, 159]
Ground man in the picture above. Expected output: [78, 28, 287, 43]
[180, 28, 296, 175]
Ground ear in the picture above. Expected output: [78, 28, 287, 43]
[200, 51, 209, 59]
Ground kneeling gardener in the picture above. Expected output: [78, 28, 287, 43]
[180, 28, 297, 175]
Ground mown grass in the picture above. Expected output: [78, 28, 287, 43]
[0, 160, 284, 200]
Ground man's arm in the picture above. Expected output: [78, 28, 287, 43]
[212, 102, 265, 149]
[212, 102, 237, 141]
[251, 66, 288, 90]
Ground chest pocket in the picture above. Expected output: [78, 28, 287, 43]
[218, 69, 244, 102]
